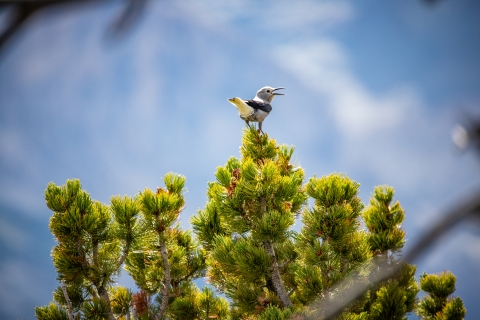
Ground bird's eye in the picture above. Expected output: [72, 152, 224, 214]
[267, 90, 271, 93]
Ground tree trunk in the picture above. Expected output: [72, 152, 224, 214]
[263, 240, 293, 307]
[92, 240, 115, 320]
[60, 280, 74, 320]
[155, 240, 171, 320]
[97, 285, 115, 320]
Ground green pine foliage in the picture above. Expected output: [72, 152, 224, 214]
[81, 298, 111, 320]
[125, 174, 225, 319]
[351, 186, 419, 320]
[44, 178, 141, 320]
[38, 174, 227, 320]
[295, 173, 371, 306]
[35, 303, 69, 320]
[363, 186, 406, 253]
[110, 286, 133, 317]
[191, 128, 466, 320]
[52, 283, 87, 313]
[37, 127, 466, 320]
[167, 285, 230, 319]
[416, 272, 466, 320]
[257, 305, 295, 320]
[192, 127, 307, 317]
[368, 278, 413, 319]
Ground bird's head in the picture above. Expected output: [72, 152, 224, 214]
[256, 86, 285, 103]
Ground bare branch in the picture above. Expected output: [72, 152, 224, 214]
[263, 240, 292, 308]
[155, 239, 171, 320]
[60, 280, 74, 320]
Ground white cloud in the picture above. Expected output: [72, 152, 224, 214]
[273, 39, 420, 139]
[270, 35, 480, 239]
[264, 1, 354, 32]
[172, 0, 353, 33]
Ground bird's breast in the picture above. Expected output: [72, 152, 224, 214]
[246, 109, 269, 122]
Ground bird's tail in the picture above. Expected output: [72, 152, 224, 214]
[227, 97, 253, 115]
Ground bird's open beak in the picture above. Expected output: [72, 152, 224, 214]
[272, 87, 285, 95]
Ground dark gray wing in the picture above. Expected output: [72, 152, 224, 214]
[245, 100, 272, 113]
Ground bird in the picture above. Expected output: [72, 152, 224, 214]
[227, 86, 285, 133]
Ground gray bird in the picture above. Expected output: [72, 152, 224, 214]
[228, 86, 285, 132]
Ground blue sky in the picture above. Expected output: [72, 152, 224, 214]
[1, 0, 480, 319]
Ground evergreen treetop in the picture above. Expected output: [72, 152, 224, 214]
[36, 127, 466, 320]
[416, 271, 466, 320]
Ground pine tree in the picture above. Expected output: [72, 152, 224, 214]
[36, 178, 141, 320]
[192, 127, 307, 317]
[36, 174, 228, 320]
[294, 173, 372, 317]
[191, 127, 466, 320]
[296, 173, 370, 296]
[416, 271, 466, 320]
[358, 186, 419, 319]
[123, 173, 211, 319]
[37, 127, 466, 320]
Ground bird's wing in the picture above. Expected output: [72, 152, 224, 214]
[245, 100, 272, 113]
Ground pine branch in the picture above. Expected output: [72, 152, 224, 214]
[116, 241, 131, 270]
[61, 280, 74, 320]
[155, 239, 171, 320]
[97, 285, 115, 320]
[263, 240, 292, 308]
[278, 259, 291, 269]
[132, 304, 138, 320]
[176, 266, 198, 283]
[92, 240, 99, 266]
[258, 193, 292, 307]
[88, 239, 115, 319]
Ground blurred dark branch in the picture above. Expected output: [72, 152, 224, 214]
[108, 0, 147, 38]
[422, 0, 444, 5]
[474, 123, 480, 152]
[455, 117, 480, 155]
[403, 189, 480, 264]
[0, 0, 90, 51]
[0, 0, 148, 54]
